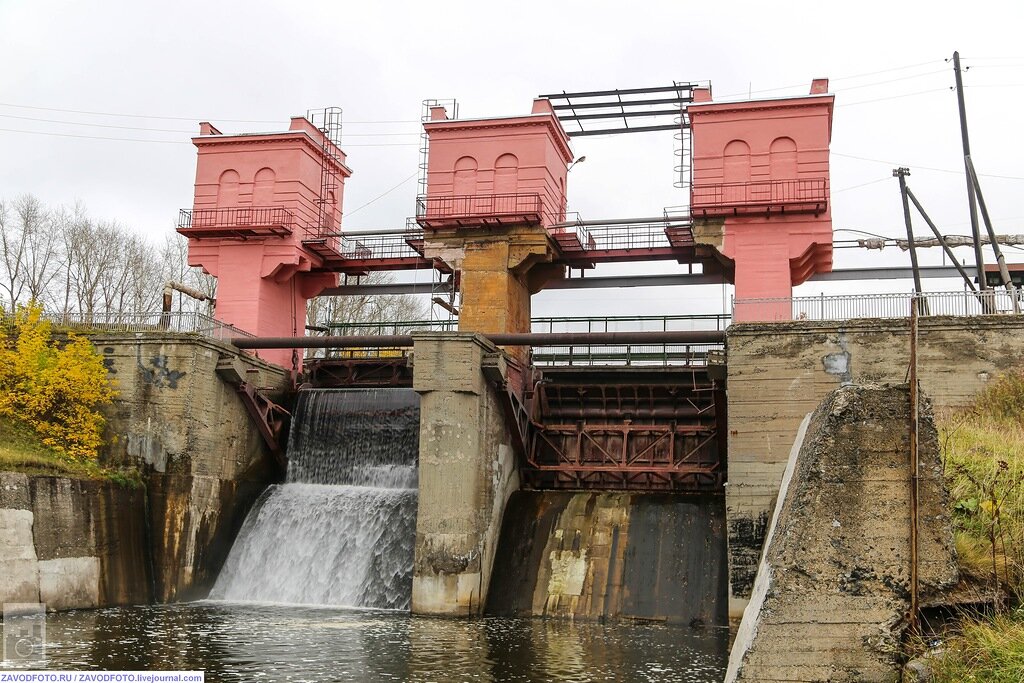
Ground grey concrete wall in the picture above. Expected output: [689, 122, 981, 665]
[89, 333, 290, 601]
[726, 315, 1024, 613]
[487, 491, 727, 624]
[0, 473, 151, 609]
[726, 384, 957, 682]
[411, 333, 520, 616]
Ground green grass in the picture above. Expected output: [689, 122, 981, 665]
[0, 416, 142, 487]
[930, 612, 1024, 682]
[922, 369, 1024, 679]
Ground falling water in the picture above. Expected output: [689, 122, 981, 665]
[210, 388, 419, 609]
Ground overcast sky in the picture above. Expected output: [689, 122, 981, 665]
[2, 0, 1022, 317]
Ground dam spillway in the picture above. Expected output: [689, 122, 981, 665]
[210, 388, 420, 609]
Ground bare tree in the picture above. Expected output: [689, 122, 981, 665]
[307, 271, 430, 333]
[0, 198, 27, 311]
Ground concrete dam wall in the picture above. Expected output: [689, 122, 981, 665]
[725, 315, 1024, 612]
[727, 384, 957, 682]
[0, 472, 151, 609]
[488, 491, 727, 624]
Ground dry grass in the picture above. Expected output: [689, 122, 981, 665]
[930, 612, 1024, 682]
[925, 370, 1024, 680]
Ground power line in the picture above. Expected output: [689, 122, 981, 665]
[0, 112, 420, 137]
[0, 127, 419, 146]
[0, 101, 419, 125]
[713, 60, 943, 101]
[835, 88, 949, 108]
[832, 152, 1024, 180]
[343, 172, 419, 218]
[833, 177, 891, 193]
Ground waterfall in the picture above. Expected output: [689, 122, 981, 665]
[210, 388, 419, 609]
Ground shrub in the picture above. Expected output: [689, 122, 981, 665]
[0, 304, 116, 461]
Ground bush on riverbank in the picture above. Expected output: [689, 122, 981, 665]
[0, 303, 117, 461]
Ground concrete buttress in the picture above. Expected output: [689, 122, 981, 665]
[411, 333, 520, 616]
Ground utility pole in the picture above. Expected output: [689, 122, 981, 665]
[895, 168, 926, 303]
[953, 51, 987, 289]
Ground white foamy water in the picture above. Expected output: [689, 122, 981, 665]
[210, 388, 419, 610]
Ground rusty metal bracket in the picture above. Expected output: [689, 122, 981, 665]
[216, 356, 290, 471]
[482, 352, 534, 460]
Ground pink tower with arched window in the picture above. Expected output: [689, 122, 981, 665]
[178, 118, 348, 367]
[690, 80, 834, 321]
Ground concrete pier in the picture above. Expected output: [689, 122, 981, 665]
[411, 333, 520, 616]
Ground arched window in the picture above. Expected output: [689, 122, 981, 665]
[723, 140, 750, 204]
[216, 169, 240, 207]
[453, 156, 478, 196]
[723, 140, 751, 183]
[253, 167, 276, 205]
[494, 153, 519, 195]
[769, 137, 798, 180]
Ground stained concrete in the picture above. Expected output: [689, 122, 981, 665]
[726, 384, 957, 682]
[487, 491, 728, 623]
[0, 472, 151, 609]
[725, 315, 1024, 611]
[411, 333, 520, 616]
[87, 332, 290, 602]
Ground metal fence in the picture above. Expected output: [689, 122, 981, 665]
[733, 290, 1024, 322]
[52, 312, 254, 340]
[324, 315, 728, 366]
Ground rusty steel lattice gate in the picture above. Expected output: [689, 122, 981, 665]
[522, 367, 725, 492]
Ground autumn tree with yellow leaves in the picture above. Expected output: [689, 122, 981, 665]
[0, 303, 116, 460]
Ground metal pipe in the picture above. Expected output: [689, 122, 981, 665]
[232, 330, 726, 350]
[953, 51, 987, 289]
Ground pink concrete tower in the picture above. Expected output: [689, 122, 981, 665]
[178, 117, 348, 367]
[417, 99, 574, 337]
[689, 80, 834, 321]
[419, 98, 573, 230]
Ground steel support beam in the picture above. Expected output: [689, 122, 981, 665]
[233, 330, 726, 350]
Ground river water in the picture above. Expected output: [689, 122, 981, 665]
[28, 603, 729, 682]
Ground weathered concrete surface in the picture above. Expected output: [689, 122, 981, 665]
[726, 316, 1024, 611]
[487, 491, 727, 624]
[89, 333, 290, 601]
[0, 472, 151, 609]
[411, 333, 520, 616]
[726, 384, 957, 683]
[424, 226, 563, 363]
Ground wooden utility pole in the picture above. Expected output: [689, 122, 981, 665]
[952, 51, 987, 290]
[895, 168, 926, 307]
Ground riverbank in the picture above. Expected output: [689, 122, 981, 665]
[917, 370, 1024, 681]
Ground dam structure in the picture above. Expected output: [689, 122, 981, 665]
[160, 73, 1022, 646]
[175, 79, 836, 618]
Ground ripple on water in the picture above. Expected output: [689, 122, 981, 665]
[28, 604, 728, 682]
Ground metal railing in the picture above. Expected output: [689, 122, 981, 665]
[416, 193, 543, 221]
[733, 290, 1024, 322]
[691, 177, 827, 213]
[324, 315, 728, 366]
[531, 342, 721, 367]
[336, 233, 426, 261]
[178, 206, 297, 232]
[53, 311, 254, 340]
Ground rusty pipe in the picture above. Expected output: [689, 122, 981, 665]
[231, 330, 726, 349]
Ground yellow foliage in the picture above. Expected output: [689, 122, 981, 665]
[0, 304, 116, 461]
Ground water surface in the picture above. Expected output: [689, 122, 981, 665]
[27, 603, 728, 682]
